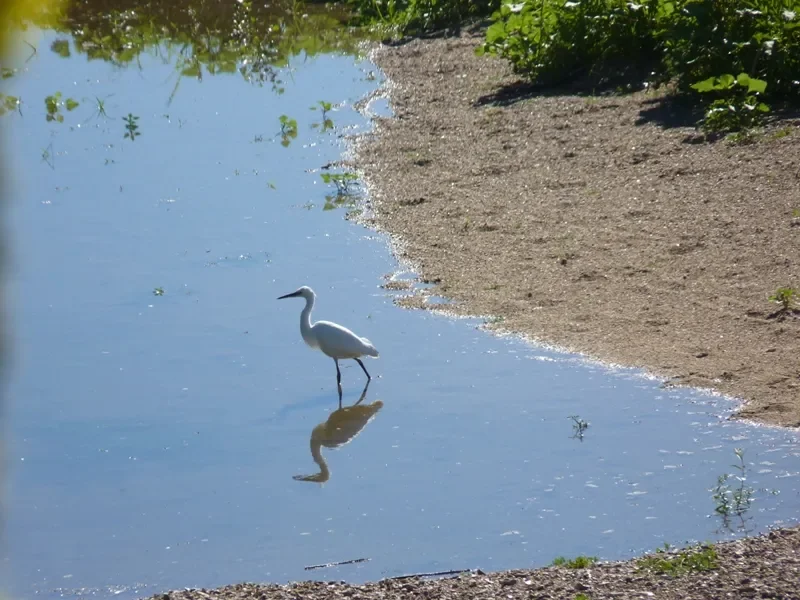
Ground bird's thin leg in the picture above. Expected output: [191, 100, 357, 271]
[355, 358, 371, 381]
[353, 380, 370, 407]
[334, 358, 343, 402]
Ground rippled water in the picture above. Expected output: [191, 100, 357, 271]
[3, 9, 799, 600]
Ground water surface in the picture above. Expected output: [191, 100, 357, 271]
[3, 5, 799, 600]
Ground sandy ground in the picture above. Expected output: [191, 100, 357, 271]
[353, 32, 800, 428]
[150, 526, 800, 600]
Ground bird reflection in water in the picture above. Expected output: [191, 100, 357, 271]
[293, 382, 383, 483]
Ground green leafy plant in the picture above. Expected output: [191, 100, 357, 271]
[551, 555, 598, 569]
[637, 543, 718, 576]
[478, 0, 800, 128]
[123, 113, 140, 141]
[278, 114, 298, 147]
[478, 0, 661, 88]
[768, 287, 798, 313]
[691, 73, 769, 133]
[659, 1, 800, 100]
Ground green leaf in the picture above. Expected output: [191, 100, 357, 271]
[691, 77, 717, 92]
[745, 76, 767, 94]
[718, 74, 735, 89]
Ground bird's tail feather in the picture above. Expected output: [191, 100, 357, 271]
[361, 337, 380, 358]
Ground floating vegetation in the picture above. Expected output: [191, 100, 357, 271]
[278, 114, 298, 147]
[569, 414, 589, 441]
[123, 113, 140, 141]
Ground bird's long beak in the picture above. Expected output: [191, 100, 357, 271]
[277, 290, 302, 300]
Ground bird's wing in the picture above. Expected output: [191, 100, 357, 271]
[313, 321, 374, 358]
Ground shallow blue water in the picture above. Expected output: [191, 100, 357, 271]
[3, 24, 799, 600]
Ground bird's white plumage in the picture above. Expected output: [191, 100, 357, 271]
[310, 320, 379, 359]
[277, 286, 379, 392]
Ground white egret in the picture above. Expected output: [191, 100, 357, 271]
[277, 286, 379, 394]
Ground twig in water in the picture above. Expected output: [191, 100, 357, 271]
[388, 568, 474, 581]
[304, 557, 370, 571]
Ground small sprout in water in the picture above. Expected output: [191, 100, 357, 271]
[712, 448, 755, 531]
[92, 96, 110, 120]
[569, 415, 589, 440]
[278, 114, 298, 147]
[41, 142, 55, 169]
[311, 100, 335, 132]
[124, 113, 140, 141]
[320, 172, 359, 197]
[153, 287, 165, 296]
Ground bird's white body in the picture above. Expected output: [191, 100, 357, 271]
[278, 286, 378, 394]
[303, 320, 379, 360]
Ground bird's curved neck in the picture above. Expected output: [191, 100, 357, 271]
[310, 440, 329, 479]
[300, 294, 315, 345]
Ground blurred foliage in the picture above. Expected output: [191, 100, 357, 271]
[347, 0, 499, 35]
[4, 0, 372, 87]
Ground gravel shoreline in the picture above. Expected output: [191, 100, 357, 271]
[149, 526, 800, 600]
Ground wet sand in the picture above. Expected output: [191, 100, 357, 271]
[354, 32, 800, 428]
